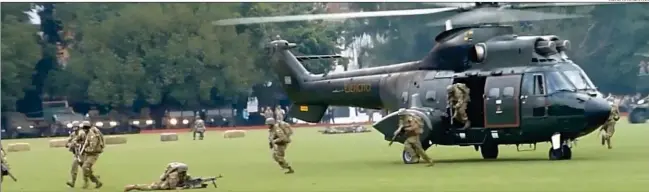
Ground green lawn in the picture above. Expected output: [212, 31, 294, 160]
[2, 120, 648, 192]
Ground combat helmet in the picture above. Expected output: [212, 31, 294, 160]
[80, 121, 91, 128]
[265, 118, 276, 125]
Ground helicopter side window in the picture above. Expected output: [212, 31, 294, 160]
[533, 74, 546, 95]
[503, 87, 514, 98]
[488, 88, 500, 99]
[545, 71, 575, 94]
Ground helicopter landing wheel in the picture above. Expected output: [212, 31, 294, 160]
[548, 144, 572, 160]
[480, 144, 499, 159]
[402, 150, 420, 164]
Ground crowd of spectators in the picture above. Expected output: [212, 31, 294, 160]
[607, 93, 647, 113]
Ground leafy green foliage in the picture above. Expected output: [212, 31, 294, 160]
[1, 3, 42, 111]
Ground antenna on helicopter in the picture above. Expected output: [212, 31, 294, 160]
[445, 20, 453, 31]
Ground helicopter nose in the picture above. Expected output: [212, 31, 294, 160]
[584, 98, 611, 128]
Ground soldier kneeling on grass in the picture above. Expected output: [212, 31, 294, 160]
[124, 162, 191, 191]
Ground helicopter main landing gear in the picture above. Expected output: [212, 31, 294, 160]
[548, 133, 572, 160]
[480, 143, 499, 159]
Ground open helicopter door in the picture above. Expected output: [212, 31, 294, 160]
[484, 75, 522, 128]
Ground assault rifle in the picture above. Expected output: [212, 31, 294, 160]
[183, 175, 223, 189]
[1, 162, 17, 182]
[388, 125, 405, 146]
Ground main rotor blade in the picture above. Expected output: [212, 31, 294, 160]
[511, 2, 615, 9]
[422, 3, 476, 9]
[213, 7, 458, 26]
[426, 8, 586, 27]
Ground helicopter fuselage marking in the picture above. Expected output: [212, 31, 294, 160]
[343, 83, 371, 93]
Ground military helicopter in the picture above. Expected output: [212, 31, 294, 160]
[214, 2, 616, 163]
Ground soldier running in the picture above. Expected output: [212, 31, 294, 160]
[192, 115, 206, 140]
[397, 113, 434, 166]
[75, 121, 105, 189]
[266, 118, 294, 174]
[447, 83, 471, 129]
[124, 162, 192, 191]
[600, 102, 620, 149]
[65, 123, 83, 188]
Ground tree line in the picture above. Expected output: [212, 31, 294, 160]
[2, 3, 648, 113]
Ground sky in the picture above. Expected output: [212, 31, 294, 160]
[24, 5, 42, 25]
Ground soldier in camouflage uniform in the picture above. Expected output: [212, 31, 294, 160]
[397, 113, 434, 166]
[75, 121, 105, 189]
[65, 123, 83, 188]
[1, 142, 9, 182]
[600, 102, 620, 149]
[447, 83, 471, 129]
[266, 118, 295, 174]
[192, 116, 206, 140]
[275, 106, 285, 121]
[124, 162, 191, 191]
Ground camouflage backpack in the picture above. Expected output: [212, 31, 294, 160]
[85, 129, 105, 154]
[278, 121, 293, 137]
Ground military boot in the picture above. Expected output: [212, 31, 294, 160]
[285, 166, 294, 174]
[95, 180, 103, 189]
[82, 182, 89, 189]
[66, 180, 75, 188]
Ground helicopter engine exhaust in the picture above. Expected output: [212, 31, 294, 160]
[555, 40, 571, 52]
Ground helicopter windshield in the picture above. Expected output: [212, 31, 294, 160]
[546, 71, 575, 94]
[562, 70, 597, 91]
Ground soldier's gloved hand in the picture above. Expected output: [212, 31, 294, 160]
[269, 142, 273, 149]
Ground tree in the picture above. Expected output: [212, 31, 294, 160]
[44, 3, 260, 110]
[1, 3, 42, 111]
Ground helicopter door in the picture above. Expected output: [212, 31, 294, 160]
[484, 75, 521, 128]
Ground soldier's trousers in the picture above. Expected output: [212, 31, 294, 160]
[81, 154, 101, 184]
[404, 138, 433, 164]
[272, 144, 290, 169]
[193, 130, 205, 140]
[70, 157, 82, 183]
[452, 102, 469, 123]
[601, 122, 616, 147]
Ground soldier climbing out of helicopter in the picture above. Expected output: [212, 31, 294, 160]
[447, 83, 471, 129]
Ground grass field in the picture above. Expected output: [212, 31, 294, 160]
[2, 120, 648, 192]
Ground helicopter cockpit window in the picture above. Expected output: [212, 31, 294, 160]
[562, 70, 596, 91]
[533, 74, 546, 95]
[488, 88, 500, 99]
[545, 71, 575, 94]
[503, 87, 515, 98]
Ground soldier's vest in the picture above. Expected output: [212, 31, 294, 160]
[84, 128, 105, 154]
[273, 125, 291, 144]
[608, 104, 620, 122]
[194, 120, 206, 131]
